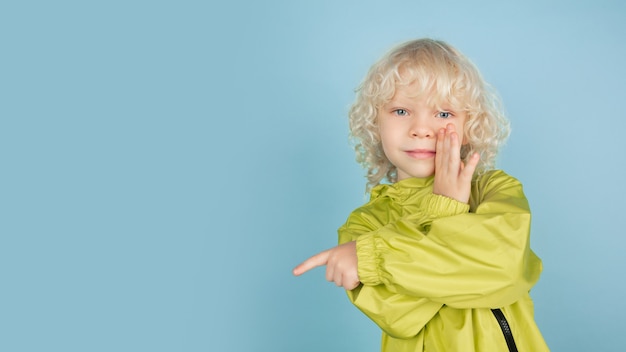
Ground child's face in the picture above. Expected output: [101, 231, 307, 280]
[378, 82, 468, 180]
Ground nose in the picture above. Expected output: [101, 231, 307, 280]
[409, 118, 435, 138]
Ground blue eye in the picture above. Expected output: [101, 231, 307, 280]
[437, 111, 452, 119]
[394, 109, 408, 116]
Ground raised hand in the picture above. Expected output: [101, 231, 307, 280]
[292, 241, 360, 290]
[433, 123, 480, 203]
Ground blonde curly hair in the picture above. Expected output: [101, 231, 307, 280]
[348, 38, 511, 191]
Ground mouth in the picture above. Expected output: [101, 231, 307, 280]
[405, 149, 436, 159]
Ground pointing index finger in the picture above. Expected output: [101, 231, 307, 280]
[292, 250, 330, 276]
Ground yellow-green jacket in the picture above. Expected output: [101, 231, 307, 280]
[338, 170, 549, 351]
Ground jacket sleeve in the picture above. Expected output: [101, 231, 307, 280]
[354, 171, 542, 309]
[339, 220, 443, 339]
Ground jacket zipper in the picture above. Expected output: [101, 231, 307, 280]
[491, 308, 518, 352]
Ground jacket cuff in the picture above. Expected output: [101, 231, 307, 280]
[421, 193, 470, 217]
[355, 233, 383, 286]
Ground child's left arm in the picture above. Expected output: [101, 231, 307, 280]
[432, 123, 481, 204]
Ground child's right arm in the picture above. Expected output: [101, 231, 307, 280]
[292, 241, 359, 290]
[293, 124, 477, 291]
[336, 171, 541, 338]
[345, 170, 541, 309]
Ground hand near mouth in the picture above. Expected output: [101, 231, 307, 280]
[433, 123, 480, 203]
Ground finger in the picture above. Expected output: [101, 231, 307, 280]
[333, 271, 342, 287]
[461, 152, 480, 179]
[292, 250, 330, 276]
[446, 124, 461, 160]
[440, 124, 460, 174]
[343, 273, 360, 290]
[450, 132, 460, 152]
[326, 260, 335, 282]
[435, 127, 446, 170]
[345, 279, 360, 291]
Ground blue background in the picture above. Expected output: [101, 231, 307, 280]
[2, 1, 625, 351]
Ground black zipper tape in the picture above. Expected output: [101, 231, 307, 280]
[491, 308, 518, 352]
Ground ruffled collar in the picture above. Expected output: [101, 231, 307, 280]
[370, 176, 434, 203]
